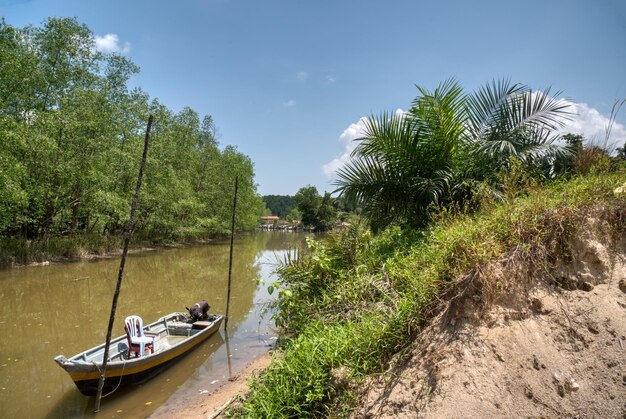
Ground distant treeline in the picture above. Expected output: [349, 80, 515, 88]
[0, 17, 265, 242]
[262, 195, 295, 218]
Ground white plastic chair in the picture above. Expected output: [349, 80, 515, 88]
[124, 315, 154, 357]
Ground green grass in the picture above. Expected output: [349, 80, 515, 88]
[235, 172, 626, 418]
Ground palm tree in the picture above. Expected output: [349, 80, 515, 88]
[335, 79, 466, 230]
[335, 78, 571, 230]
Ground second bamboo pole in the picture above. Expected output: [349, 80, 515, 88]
[224, 176, 238, 330]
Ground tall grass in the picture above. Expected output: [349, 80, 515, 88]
[236, 171, 626, 418]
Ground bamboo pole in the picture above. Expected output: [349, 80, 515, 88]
[225, 330, 234, 381]
[224, 176, 238, 330]
[94, 115, 153, 412]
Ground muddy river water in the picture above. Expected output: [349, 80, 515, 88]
[0, 231, 310, 418]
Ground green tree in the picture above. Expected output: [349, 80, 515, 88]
[294, 186, 321, 227]
[0, 17, 265, 244]
[286, 207, 302, 223]
[293, 186, 337, 231]
[315, 192, 337, 231]
[553, 133, 584, 176]
[336, 78, 571, 230]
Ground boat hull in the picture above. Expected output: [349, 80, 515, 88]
[73, 354, 182, 396]
[55, 313, 223, 396]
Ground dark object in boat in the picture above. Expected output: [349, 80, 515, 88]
[186, 299, 210, 321]
[54, 312, 223, 396]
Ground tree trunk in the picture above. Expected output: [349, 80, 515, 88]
[70, 183, 82, 233]
[40, 200, 55, 238]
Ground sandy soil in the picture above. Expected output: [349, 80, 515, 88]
[150, 353, 272, 418]
[355, 228, 626, 418]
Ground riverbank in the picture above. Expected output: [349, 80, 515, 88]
[231, 173, 626, 417]
[151, 353, 272, 418]
[0, 235, 226, 270]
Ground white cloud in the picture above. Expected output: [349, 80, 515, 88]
[296, 71, 308, 81]
[283, 99, 296, 108]
[323, 109, 406, 176]
[322, 117, 368, 176]
[322, 103, 626, 177]
[326, 75, 336, 84]
[559, 101, 626, 149]
[94, 33, 131, 54]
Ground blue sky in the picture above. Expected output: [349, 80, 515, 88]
[2, 0, 626, 195]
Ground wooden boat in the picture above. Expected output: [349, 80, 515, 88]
[54, 312, 223, 396]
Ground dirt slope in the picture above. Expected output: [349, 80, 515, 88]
[355, 228, 626, 418]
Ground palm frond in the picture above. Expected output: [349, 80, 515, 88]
[467, 81, 572, 164]
[410, 78, 467, 159]
[466, 79, 526, 141]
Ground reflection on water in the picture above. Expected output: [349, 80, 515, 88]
[0, 232, 309, 418]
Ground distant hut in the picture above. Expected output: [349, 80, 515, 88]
[260, 215, 280, 230]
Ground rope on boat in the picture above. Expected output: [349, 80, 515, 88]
[92, 356, 129, 398]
